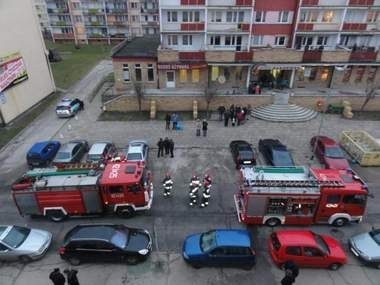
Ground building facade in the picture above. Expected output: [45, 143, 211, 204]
[0, 0, 56, 125]
[33, 0, 160, 44]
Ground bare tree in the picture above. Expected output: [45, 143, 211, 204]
[360, 83, 379, 111]
[132, 81, 144, 112]
[205, 86, 214, 119]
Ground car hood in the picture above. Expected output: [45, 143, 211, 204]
[324, 157, 350, 170]
[17, 229, 52, 252]
[183, 234, 202, 257]
[350, 233, 380, 259]
[322, 235, 347, 262]
[126, 230, 151, 252]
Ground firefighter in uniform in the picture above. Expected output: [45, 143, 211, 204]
[162, 173, 173, 197]
[189, 175, 201, 206]
[201, 174, 212, 208]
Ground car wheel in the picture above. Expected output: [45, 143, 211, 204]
[265, 218, 281, 227]
[46, 209, 67, 222]
[126, 256, 140, 265]
[190, 263, 201, 269]
[332, 218, 348, 227]
[19, 255, 32, 263]
[329, 263, 342, 270]
[68, 257, 81, 266]
[116, 206, 135, 219]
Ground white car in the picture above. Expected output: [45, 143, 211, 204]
[87, 141, 117, 163]
[125, 140, 149, 163]
[0, 225, 52, 262]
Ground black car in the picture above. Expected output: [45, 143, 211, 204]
[258, 139, 295, 166]
[59, 224, 152, 265]
[230, 140, 256, 169]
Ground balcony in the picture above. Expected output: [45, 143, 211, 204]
[236, 0, 253, 5]
[205, 51, 235, 62]
[302, 48, 322, 62]
[47, 8, 69, 14]
[348, 0, 374, 5]
[85, 9, 105, 15]
[87, 33, 108, 38]
[180, 0, 205, 4]
[297, 23, 313, 31]
[106, 9, 128, 14]
[342, 23, 367, 31]
[235, 51, 253, 62]
[85, 21, 106, 26]
[53, 20, 71, 26]
[349, 47, 378, 62]
[108, 21, 128, 26]
[180, 23, 205, 31]
[179, 51, 205, 62]
[252, 48, 303, 63]
[53, 33, 74, 39]
[301, 0, 319, 6]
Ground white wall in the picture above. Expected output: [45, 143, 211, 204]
[0, 0, 55, 124]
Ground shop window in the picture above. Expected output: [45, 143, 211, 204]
[320, 68, 329, 81]
[179, 69, 187, 83]
[122, 64, 130, 82]
[192, 69, 200, 83]
[135, 64, 142, 82]
[322, 11, 334, 23]
[255, 11, 266, 23]
[309, 68, 317, 81]
[147, 64, 154, 82]
[211, 66, 219, 81]
[296, 68, 305, 81]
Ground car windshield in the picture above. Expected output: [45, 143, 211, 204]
[312, 233, 329, 254]
[55, 152, 71, 160]
[325, 147, 345, 158]
[239, 150, 253, 158]
[2, 226, 30, 248]
[56, 106, 69, 111]
[200, 231, 217, 252]
[369, 230, 380, 246]
[110, 229, 129, 249]
[127, 153, 142, 160]
[88, 154, 101, 161]
[272, 150, 293, 166]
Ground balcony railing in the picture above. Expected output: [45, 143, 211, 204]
[348, 0, 374, 5]
[179, 51, 205, 62]
[47, 8, 69, 14]
[236, 0, 253, 5]
[301, 0, 319, 5]
[180, 0, 205, 5]
[235, 51, 253, 62]
[297, 23, 313, 31]
[54, 20, 71, 26]
[53, 33, 74, 39]
[342, 23, 367, 31]
[180, 23, 205, 31]
[302, 49, 322, 62]
[349, 47, 377, 62]
[106, 9, 128, 14]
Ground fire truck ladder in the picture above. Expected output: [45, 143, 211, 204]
[245, 179, 344, 188]
[56, 162, 99, 171]
[25, 163, 99, 178]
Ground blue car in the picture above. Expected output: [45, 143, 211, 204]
[26, 141, 61, 167]
[182, 229, 256, 270]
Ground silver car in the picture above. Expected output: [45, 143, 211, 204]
[349, 228, 380, 269]
[125, 140, 149, 163]
[0, 225, 52, 262]
[53, 140, 89, 164]
[55, 98, 83, 118]
[87, 141, 116, 163]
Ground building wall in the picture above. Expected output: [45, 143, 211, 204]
[0, 0, 55, 124]
[330, 66, 380, 90]
[157, 68, 208, 89]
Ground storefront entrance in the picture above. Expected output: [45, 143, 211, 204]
[166, 71, 175, 88]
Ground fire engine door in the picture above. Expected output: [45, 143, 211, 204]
[316, 193, 341, 222]
[106, 184, 126, 205]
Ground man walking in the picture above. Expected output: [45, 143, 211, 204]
[202, 119, 208, 137]
[49, 268, 65, 285]
[171, 113, 178, 130]
[189, 175, 201, 206]
[64, 269, 80, 285]
[165, 113, 171, 130]
[157, 138, 164, 158]
[163, 137, 170, 156]
[169, 139, 174, 158]
[200, 174, 212, 208]
[162, 173, 173, 197]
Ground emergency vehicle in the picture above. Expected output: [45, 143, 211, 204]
[234, 166, 368, 227]
[11, 161, 153, 222]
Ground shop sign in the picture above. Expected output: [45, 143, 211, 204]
[157, 63, 207, 70]
[0, 52, 28, 93]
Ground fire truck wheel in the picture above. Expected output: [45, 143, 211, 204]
[126, 255, 140, 265]
[116, 206, 135, 218]
[19, 255, 32, 263]
[332, 217, 348, 227]
[68, 257, 81, 266]
[265, 218, 281, 227]
[329, 263, 342, 270]
[46, 209, 67, 222]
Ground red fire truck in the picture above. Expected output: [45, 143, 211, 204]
[234, 166, 368, 227]
[11, 161, 153, 222]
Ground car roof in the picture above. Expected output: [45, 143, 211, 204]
[28, 141, 59, 153]
[128, 145, 143, 153]
[215, 229, 251, 247]
[57, 99, 73, 107]
[275, 230, 317, 247]
[89, 142, 109, 155]
[67, 225, 118, 242]
[59, 142, 79, 152]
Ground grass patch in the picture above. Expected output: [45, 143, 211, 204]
[45, 41, 113, 89]
[0, 93, 60, 149]
[352, 111, 380, 120]
[98, 111, 209, 121]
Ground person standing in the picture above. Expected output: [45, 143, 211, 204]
[195, 119, 201, 137]
[283, 261, 299, 280]
[171, 113, 178, 130]
[64, 269, 80, 285]
[281, 269, 295, 285]
[162, 173, 173, 197]
[189, 175, 201, 206]
[200, 174, 212, 208]
[165, 113, 171, 130]
[163, 137, 170, 156]
[202, 119, 208, 137]
[157, 138, 164, 158]
[217, 106, 225, 121]
[224, 111, 229, 127]
[49, 268, 65, 285]
[169, 139, 174, 158]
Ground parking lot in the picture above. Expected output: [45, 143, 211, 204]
[1, 65, 380, 284]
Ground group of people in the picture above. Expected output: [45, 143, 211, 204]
[218, 105, 249, 127]
[49, 268, 79, 285]
[157, 138, 175, 158]
[195, 118, 208, 137]
[165, 112, 180, 130]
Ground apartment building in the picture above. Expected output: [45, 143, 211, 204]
[153, 0, 379, 94]
[33, 0, 159, 44]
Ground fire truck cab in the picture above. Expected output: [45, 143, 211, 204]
[234, 166, 368, 227]
[11, 161, 153, 222]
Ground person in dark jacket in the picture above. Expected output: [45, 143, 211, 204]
[224, 112, 229, 127]
[281, 269, 295, 285]
[49, 268, 65, 285]
[202, 119, 208, 137]
[169, 139, 174, 158]
[163, 137, 170, 155]
[64, 269, 80, 285]
[283, 261, 299, 279]
[157, 138, 164, 158]
[165, 113, 171, 130]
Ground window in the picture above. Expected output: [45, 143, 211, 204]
[225, 36, 235, 46]
[302, 36, 313, 46]
[275, 36, 286, 46]
[278, 11, 289, 23]
[131, 2, 138, 8]
[74, 16, 82, 23]
[167, 11, 178, 22]
[342, 194, 366, 206]
[0, 244, 8, 251]
[255, 11, 266, 22]
[109, 185, 123, 194]
[153, 15, 158, 21]
[122, 64, 130, 81]
[327, 195, 340, 204]
[252, 35, 263, 46]
[285, 246, 302, 256]
[367, 10, 378, 23]
[168, 35, 178, 46]
[144, 15, 148, 22]
[72, 2, 80, 9]
[226, 11, 244, 23]
[225, 247, 251, 255]
[238, 11, 244, 22]
[182, 11, 200, 22]
[322, 11, 334, 23]
[131, 15, 138, 22]
[317, 36, 328, 46]
[147, 64, 154, 81]
[211, 11, 222, 22]
[182, 35, 192, 45]
[210, 35, 221, 45]
[179, 69, 187, 83]
[303, 247, 324, 257]
[135, 64, 142, 82]
[300, 11, 318, 22]
[192, 69, 200, 83]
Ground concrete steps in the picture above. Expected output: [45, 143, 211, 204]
[251, 104, 318, 122]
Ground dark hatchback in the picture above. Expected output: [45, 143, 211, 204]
[59, 224, 152, 265]
[230, 140, 256, 169]
[259, 139, 295, 167]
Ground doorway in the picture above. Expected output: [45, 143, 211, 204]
[166, 71, 175, 88]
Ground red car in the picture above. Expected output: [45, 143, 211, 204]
[268, 230, 347, 270]
[310, 136, 350, 170]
